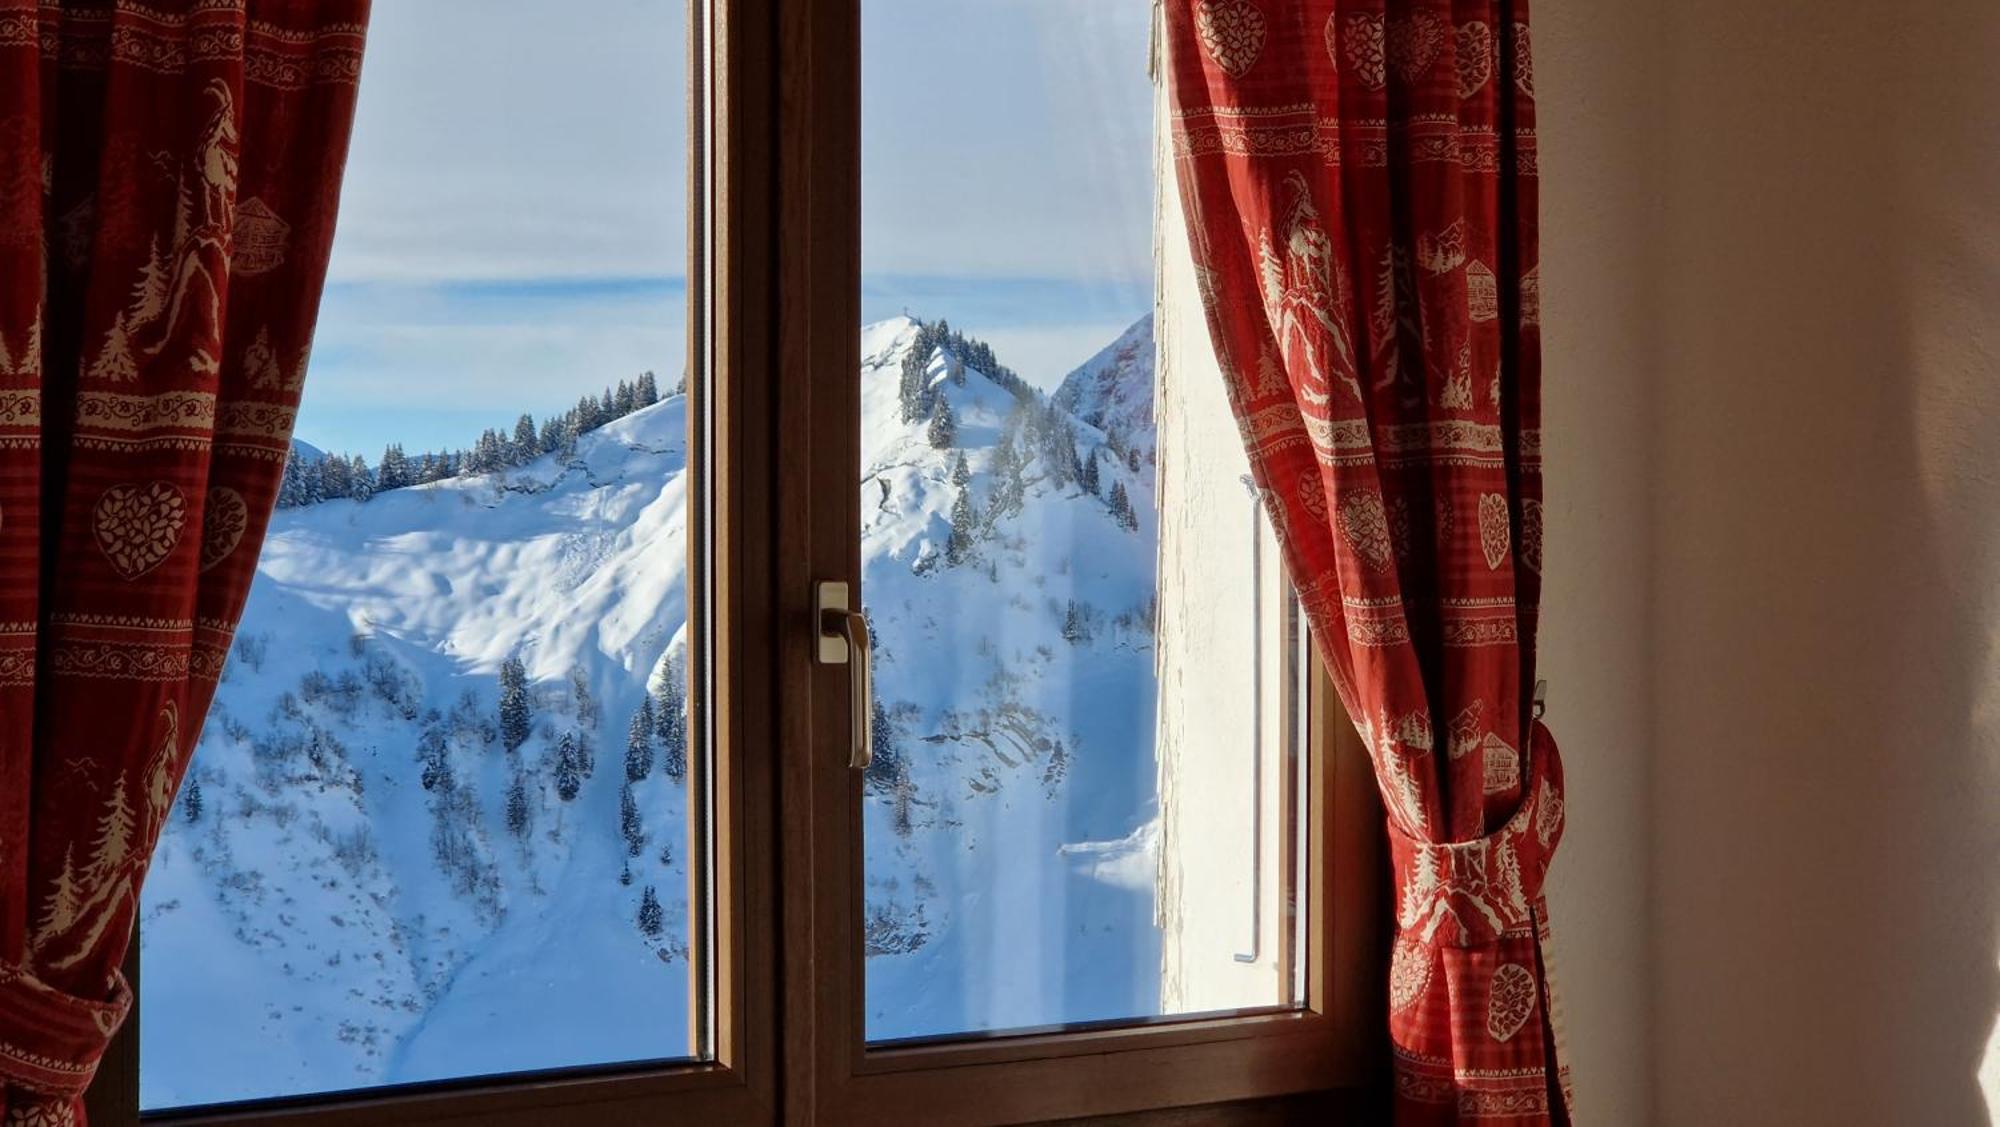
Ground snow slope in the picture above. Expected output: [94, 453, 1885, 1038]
[142, 313, 1161, 1106]
[142, 405, 695, 1107]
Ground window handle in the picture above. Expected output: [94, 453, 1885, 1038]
[816, 580, 873, 770]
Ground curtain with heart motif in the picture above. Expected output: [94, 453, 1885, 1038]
[0, 3, 367, 1122]
[1162, 1, 1569, 1121]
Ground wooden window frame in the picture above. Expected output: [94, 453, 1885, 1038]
[772, 0, 1387, 1123]
[85, 1, 1388, 1123]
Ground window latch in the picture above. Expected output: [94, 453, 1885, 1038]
[816, 580, 873, 770]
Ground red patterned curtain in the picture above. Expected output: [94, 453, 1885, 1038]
[1163, 1, 1567, 1121]
[0, 3, 367, 1121]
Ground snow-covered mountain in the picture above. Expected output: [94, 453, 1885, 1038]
[856, 315, 1161, 1039]
[142, 400, 697, 1108]
[141, 313, 1161, 1106]
[1051, 315, 1157, 463]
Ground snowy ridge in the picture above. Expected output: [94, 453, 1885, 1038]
[1051, 314, 1157, 461]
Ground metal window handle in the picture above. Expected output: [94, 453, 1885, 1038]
[816, 581, 873, 770]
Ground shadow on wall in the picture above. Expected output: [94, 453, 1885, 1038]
[1652, 2, 2000, 1124]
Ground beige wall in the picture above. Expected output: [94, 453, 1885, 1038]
[1651, 2, 2000, 1123]
[1533, 4, 1664, 1122]
[1538, 1, 2000, 1123]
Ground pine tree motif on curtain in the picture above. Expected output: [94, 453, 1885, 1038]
[0, 4, 368, 1122]
[1163, 1, 1570, 1121]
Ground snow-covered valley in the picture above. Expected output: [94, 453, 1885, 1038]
[140, 314, 1165, 1107]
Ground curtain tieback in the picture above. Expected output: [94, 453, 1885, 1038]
[0, 960, 132, 1100]
[1386, 720, 1567, 949]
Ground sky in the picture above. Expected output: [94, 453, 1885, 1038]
[300, 0, 1156, 457]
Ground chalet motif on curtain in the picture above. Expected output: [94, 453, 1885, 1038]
[1162, 1, 1569, 1121]
[0, 3, 368, 1123]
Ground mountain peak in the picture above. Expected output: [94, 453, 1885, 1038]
[1052, 314, 1155, 457]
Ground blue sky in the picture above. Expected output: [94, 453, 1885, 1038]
[301, 0, 1154, 456]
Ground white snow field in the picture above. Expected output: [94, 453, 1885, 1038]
[141, 314, 1163, 1106]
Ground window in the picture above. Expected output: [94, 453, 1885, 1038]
[105, 3, 778, 1123]
[92, 3, 1380, 1123]
[854, 0, 1304, 1044]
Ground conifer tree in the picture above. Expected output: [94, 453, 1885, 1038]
[898, 347, 929, 423]
[377, 444, 409, 491]
[863, 696, 903, 795]
[278, 454, 304, 508]
[498, 656, 532, 752]
[638, 885, 664, 937]
[555, 732, 583, 801]
[620, 782, 645, 857]
[655, 659, 688, 783]
[636, 371, 661, 407]
[892, 774, 916, 839]
[181, 775, 204, 823]
[625, 707, 655, 783]
[1062, 600, 1090, 644]
[1080, 447, 1101, 496]
[320, 453, 351, 500]
[512, 414, 538, 463]
[485, 429, 512, 473]
[1109, 481, 1138, 531]
[945, 489, 977, 566]
[951, 450, 971, 486]
[300, 457, 326, 505]
[506, 778, 530, 838]
[926, 396, 958, 449]
[897, 319, 941, 423]
[348, 454, 374, 502]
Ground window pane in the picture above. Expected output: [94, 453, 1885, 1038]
[139, 0, 702, 1109]
[859, 0, 1306, 1043]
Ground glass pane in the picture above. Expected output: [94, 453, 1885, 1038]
[139, 0, 703, 1109]
[859, 0, 1307, 1043]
